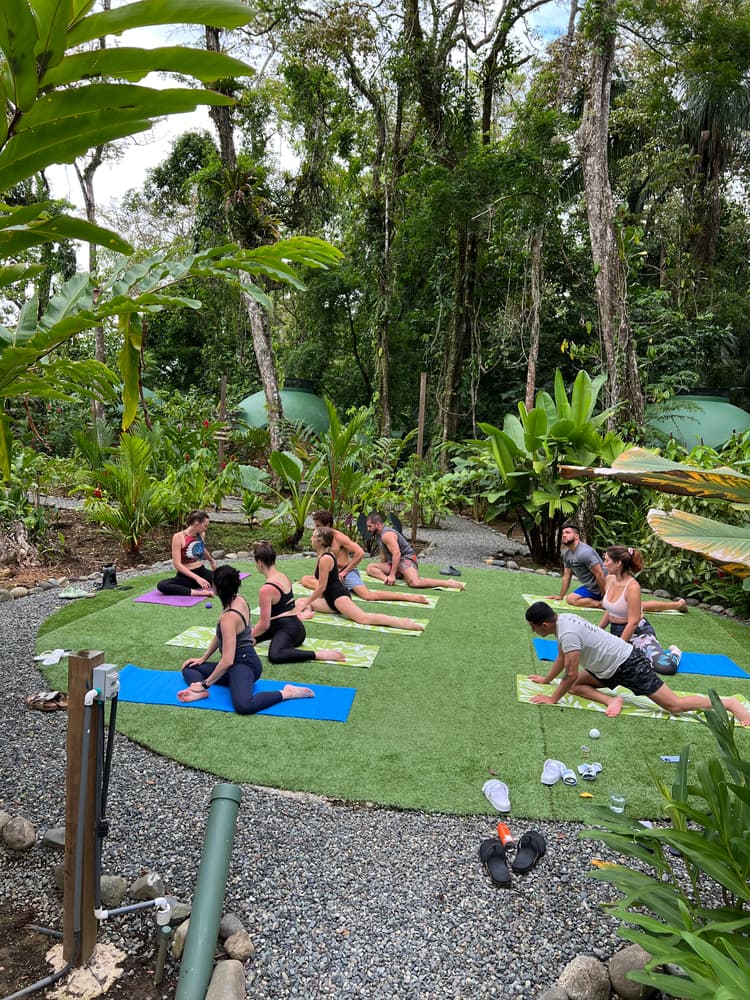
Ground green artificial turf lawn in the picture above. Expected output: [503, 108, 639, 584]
[36, 562, 750, 820]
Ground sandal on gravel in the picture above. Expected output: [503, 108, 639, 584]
[24, 690, 69, 712]
[439, 566, 462, 577]
[479, 839, 512, 887]
[510, 831, 546, 874]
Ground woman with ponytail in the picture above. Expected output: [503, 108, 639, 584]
[599, 546, 682, 675]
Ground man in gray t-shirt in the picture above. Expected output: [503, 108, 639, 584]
[523, 602, 750, 725]
[547, 523, 606, 608]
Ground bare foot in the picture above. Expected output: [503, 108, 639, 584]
[281, 683, 314, 700]
[297, 607, 314, 620]
[676, 598, 688, 612]
[726, 698, 750, 726]
[316, 650, 346, 662]
[414, 595, 430, 604]
[177, 687, 208, 703]
[451, 581, 466, 591]
[604, 696, 624, 718]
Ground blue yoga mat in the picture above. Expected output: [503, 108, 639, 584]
[532, 638, 749, 679]
[118, 664, 356, 722]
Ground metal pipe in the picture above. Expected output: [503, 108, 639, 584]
[175, 783, 242, 1000]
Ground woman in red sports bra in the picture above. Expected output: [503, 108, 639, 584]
[157, 510, 216, 597]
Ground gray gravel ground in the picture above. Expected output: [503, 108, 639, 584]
[1, 519, 629, 1000]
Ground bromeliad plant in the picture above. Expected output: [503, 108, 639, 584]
[474, 370, 625, 563]
[581, 697, 750, 998]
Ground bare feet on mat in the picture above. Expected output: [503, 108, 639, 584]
[316, 650, 345, 662]
[726, 698, 750, 726]
[177, 687, 208, 703]
[281, 684, 315, 700]
[604, 696, 624, 718]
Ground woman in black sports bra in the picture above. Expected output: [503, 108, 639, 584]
[297, 527, 425, 632]
[178, 565, 314, 712]
[251, 542, 345, 664]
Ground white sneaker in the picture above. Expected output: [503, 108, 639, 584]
[668, 644, 683, 666]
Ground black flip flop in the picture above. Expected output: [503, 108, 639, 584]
[439, 565, 461, 577]
[479, 838, 511, 887]
[510, 831, 546, 874]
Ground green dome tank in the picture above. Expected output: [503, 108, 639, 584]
[236, 379, 329, 434]
[646, 392, 750, 449]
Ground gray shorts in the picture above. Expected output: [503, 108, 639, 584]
[606, 648, 664, 697]
[343, 569, 364, 590]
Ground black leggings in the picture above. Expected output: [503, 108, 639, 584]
[157, 565, 213, 597]
[254, 615, 315, 664]
[181, 648, 283, 715]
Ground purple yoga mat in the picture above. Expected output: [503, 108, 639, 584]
[134, 590, 206, 607]
[134, 573, 249, 607]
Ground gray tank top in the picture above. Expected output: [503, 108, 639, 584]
[378, 525, 415, 560]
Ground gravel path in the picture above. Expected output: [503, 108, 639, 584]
[1, 519, 627, 1000]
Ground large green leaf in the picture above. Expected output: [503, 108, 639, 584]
[560, 446, 750, 503]
[647, 509, 750, 577]
[0, 0, 39, 111]
[40, 45, 252, 88]
[0, 209, 131, 255]
[31, 0, 71, 72]
[66, 0, 253, 46]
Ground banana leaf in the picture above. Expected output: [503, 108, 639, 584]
[647, 509, 750, 579]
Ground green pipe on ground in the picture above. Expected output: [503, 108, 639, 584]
[175, 783, 242, 1000]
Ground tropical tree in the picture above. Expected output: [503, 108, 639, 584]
[0, 0, 342, 477]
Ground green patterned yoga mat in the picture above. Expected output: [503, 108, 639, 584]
[252, 608, 426, 636]
[165, 626, 379, 667]
[515, 674, 750, 723]
[292, 582, 438, 610]
[521, 594, 683, 615]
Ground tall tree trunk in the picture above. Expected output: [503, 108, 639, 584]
[576, 0, 643, 426]
[525, 227, 543, 410]
[439, 226, 477, 449]
[205, 26, 284, 446]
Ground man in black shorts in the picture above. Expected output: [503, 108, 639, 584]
[524, 602, 750, 724]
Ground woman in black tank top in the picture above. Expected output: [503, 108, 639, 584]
[251, 542, 345, 664]
[296, 528, 425, 632]
[178, 565, 314, 712]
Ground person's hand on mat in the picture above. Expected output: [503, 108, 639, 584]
[385, 575, 396, 586]
[528, 674, 549, 685]
[196, 577, 212, 591]
[177, 683, 209, 702]
[545, 595, 563, 602]
[530, 693, 557, 705]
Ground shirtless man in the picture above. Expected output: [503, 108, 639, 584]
[299, 511, 429, 605]
[364, 511, 465, 591]
[525, 601, 750, 724]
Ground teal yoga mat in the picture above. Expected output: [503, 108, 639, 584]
[118, 664, 356, 722]
[532, 638, 749, 679]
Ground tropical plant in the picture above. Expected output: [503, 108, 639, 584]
[311, 401, 371, 521]
[237, 464, 271, 523]
[0, 0, 343, 478]
[561, 446, 750, 587]
[474, 370, 625, 563]
[581, 697, 750, 998]
[71, 420, 117, 471]
[82, 434, 168, 554]
[264, 450, 323, 546]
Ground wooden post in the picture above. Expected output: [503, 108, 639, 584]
[410, 372, 428, 544]
[218, 374, 227, 474]
[64, 649, 104, 964]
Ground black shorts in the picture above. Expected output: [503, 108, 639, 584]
[607, 648, 664, 697]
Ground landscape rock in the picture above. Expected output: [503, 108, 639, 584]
[557, 955, 610, 1000]
[219, 912, 245, 940]
[100, 875, 128, 908]
[0, 590, 11, 603]
[129, 871, 165, 900]
[42, 826, 66, 851]
[2, 815, 37, 851]
[223, 929, 255, 962]
[10, 586, 30, 599]
[538, 988, 569, 1000]
[206, 959, 246, 1000]
[165, 895, 192, 924]
[171, 918, 190, 960]
[608, 944, 658, 1000]
[0, 810, 12, 832]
